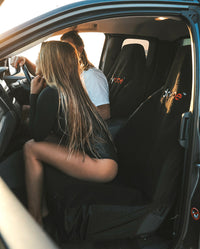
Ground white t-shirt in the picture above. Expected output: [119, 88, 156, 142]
[81, 67, 109, 107]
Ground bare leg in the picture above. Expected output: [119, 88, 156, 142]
[24, 139, 117, 224]
[24, 142, 44, 225]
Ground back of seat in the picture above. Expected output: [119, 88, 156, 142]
[114, 45, 192, 202]
[109, 44, 146, 118]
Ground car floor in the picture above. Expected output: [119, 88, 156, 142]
[60, 235, 171, 249]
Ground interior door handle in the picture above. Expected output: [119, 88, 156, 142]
[179, 112, 191, 148]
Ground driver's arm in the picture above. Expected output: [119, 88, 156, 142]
[10, 56, 36, 76]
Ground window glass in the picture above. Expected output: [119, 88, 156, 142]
[13, 33, 105, 71]
[20, 44, 42, 65]
[46, 33, 105, 68]
[122, 39, 149, 57]
[79, 32, 105, 68]
[13, 44, 42, 76]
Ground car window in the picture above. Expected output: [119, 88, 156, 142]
[79, 32, 105, 68]
[47, 33, 105, 68]
[11, 32, 105, 76]
[122, 38, 149, 57]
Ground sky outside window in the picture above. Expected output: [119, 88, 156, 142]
[0, 0, 105, 68]
[0, 0, 80, 34]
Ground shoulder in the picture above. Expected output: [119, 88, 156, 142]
[38, 86, 58, 103]
[40, 86, 58, 97]
[81, 67, 109, 106]
[82, 68, 108, 83]
[83, 67, 105, 77]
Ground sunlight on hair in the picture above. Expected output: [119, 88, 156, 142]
[0, 0, 105, 68]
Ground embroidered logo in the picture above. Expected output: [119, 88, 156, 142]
[111, 77, 125, 84]
[175, 93, 183, 101]
[191, 207, 200, 221]
[163, 89, 187, 101]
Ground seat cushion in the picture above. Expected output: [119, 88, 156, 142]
[44, 165, 148, 241]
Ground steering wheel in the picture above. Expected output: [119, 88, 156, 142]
[22, 64, 32, 85]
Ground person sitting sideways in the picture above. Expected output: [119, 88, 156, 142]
[11, 31, 110, 120]
[60, 31, 110, 120]
[23, 41, 118, 225]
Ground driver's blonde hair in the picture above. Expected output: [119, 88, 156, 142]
[38, 41, 110, 158]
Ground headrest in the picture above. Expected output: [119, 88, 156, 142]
[160, 46, 192, 117]
[109, 44, 146, 85]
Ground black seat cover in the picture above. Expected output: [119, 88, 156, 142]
[115, 45, 191, 199]
[109, 44, 146, 118]
[45, 46, 191, 242]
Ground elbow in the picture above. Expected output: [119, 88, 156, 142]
[99, 160, 118, 183]
[97, 104, 110, 120]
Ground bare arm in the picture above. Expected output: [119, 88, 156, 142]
[25, 58, 37, 76]
[10, 56, 36, 76]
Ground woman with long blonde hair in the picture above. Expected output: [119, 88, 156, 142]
[61, 31, 110, 120]
[11, 31, 110, 120]
[24, 41, 118, 225]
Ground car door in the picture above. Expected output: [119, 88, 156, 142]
[0, 1, 200, 249]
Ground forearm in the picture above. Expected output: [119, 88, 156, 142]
[25, 59, 36, 76]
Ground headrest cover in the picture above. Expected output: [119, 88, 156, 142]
[109, 44, 147, 118]
[110, 44, 146, 84]
[160, 46, 192, 117]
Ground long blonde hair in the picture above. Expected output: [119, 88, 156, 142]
[38, 41, 110, 157]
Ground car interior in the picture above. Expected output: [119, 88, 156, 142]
[0, 13, 193, 249]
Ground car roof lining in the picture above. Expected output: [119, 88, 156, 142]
[53, 15, 189, 41]
[2, 15, 190, 59]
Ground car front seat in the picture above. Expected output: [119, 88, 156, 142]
[45, 45, 191, 242]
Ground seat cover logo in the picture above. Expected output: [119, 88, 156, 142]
[191, 207, 200, 221]
[111, 77, 125, 84]
[163, 89, 187, 101]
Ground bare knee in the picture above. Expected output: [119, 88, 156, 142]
[24, 140, 43, 174]
[23, 139, 36, 158]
